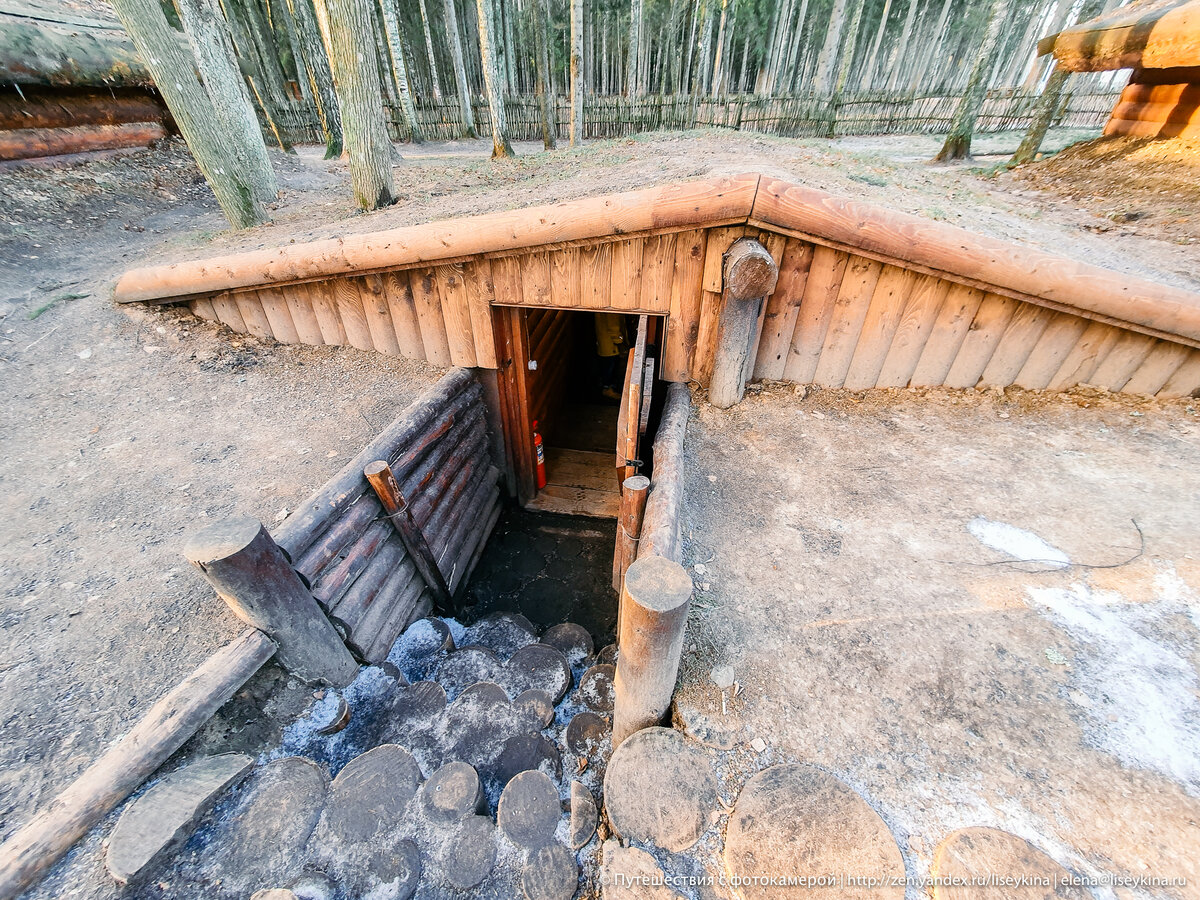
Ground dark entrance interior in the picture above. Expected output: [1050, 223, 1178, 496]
[492, 307, 664, 517]
[473, 307, 667, 644]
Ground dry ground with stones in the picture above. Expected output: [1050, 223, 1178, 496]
[1, 128, 1197, 897]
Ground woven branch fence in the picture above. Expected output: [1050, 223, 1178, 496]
[273, 87, 1119, 145]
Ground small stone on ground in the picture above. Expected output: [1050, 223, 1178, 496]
[568, 781, 597, 850]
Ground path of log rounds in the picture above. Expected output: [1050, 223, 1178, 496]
[111, 611, 614, 898]
[107, 611, 1089, 899]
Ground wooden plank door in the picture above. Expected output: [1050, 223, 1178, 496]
[616, 315, 649, 485]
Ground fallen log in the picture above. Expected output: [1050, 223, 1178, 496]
[0, 628, 276, 900]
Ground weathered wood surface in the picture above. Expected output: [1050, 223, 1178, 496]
[710, 238, 779, 408]
[0, 122, 165, 160]
[1050, 0, 1200, 72]
[750, 176, 1200, 346]
[611, 557, 694, 747]
[613, 475, 650, 592]
[0, 629, 276, 900]
[272, 368, 495, 659]
[637, 382, 691, 564]
[0, 8, 158, 87]
[184, 518, 358, 686]
[1103, 70, 1200, 140]
[365, 460, 452, 611]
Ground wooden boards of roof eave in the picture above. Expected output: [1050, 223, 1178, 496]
[748, 176, 1200, 347]
[1049, 0, 1200, 71]
[112, 174, 761, 304]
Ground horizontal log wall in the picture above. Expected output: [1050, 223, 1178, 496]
[744, 236, 1200, 399]
[1102, 70, 1199, 140]
[271, 368, 500, 662]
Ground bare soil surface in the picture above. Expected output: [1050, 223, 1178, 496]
[675, 383, 1200, 899]
[0, 128, 1196, 897]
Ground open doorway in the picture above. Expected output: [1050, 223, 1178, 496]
[491, 307, 664, 518]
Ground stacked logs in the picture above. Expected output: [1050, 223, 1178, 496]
[1103, 70, 1200, 140]
[273, 368, 501, 663]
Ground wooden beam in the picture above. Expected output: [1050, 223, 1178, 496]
[364, 460, 453, 612]
[611, 556, 693, 748]
[113, 175, 761, 303]
[750, 177, 1200, 346]
[710, 238, 779, 408]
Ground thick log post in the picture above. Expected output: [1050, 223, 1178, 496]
[0, 629, 275, 900]
[364, 460, 453, 612]
[612, 556, 694, 748]
[613, 475, 650, 592]
[709, 238, 779, 409]
[184, 518, 358, 686]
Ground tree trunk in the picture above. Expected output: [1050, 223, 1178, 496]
[534, 0, 556, 148]
[782, 0, 809, 91]
[626, 0, 643, 96]
[909, 0, 952, 91]
[832, 0, 865, 94]
[110, 0, 267, 228]
[378, 0, 424, 142]
[1011, 0, 1105, 164]
[444, 0, 477, 136]
[710, 0, 728, 97]
[934, 0, 1010, 161]
[569, 0, 583, 145]
[225, 0, 294, 150]
[477, 0, 515, 156]
[861, 0, 892, 90]
[285, 0, 343, 157]
[417, 0, 443, 99]
[176, 0, 277, 201]
[325, 0, 396, 206]
[885, 0, 918, 91]
[811, 0, 849, 96]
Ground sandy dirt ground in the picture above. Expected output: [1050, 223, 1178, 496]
[0, 127, 1197, 896]
[675, 384, 1200, 899]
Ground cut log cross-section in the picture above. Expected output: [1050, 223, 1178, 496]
[710, 238, 780, 409]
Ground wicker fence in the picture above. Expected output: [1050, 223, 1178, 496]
[274, 87, 1119, 146]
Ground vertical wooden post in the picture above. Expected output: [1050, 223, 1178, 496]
[709, 238, 779, 409]
[613, 474, 650, 592]
[612, 555, 693, 748]
[184, 517, 358, 686]
[364, 460, 453, 612]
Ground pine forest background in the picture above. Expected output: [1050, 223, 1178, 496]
[179, 0, 1126, 146]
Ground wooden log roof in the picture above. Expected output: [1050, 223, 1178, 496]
[115, 172, 1200, 348]
[1049, 0, 1200, 72]
[0, 1, 154, 87]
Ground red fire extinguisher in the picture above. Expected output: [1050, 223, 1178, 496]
[532, 420, 547, 489]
